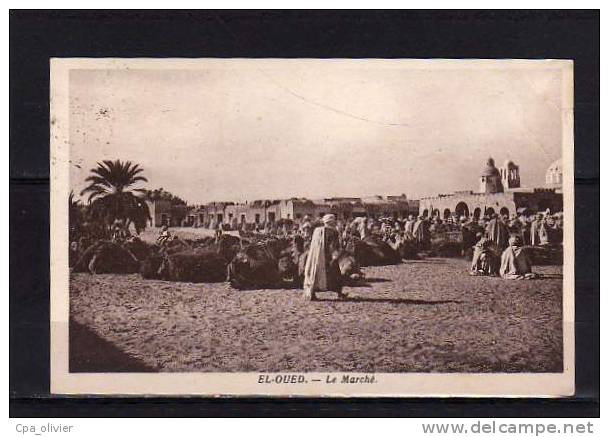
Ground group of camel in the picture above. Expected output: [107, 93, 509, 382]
[70, 232, 428, 290]
[70, 224, 564, 291]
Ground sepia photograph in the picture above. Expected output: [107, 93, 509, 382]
[49, 58, 574, 396]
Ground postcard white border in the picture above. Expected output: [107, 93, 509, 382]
[50, 58, 575, 397]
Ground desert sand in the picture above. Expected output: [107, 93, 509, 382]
[69, 258, 563, 373]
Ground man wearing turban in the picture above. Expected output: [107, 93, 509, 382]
[412, 215, 430, 247]
[303, 214, 345, 301]
[530, 213, 547, 246]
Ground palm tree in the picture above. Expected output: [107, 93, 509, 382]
[69, 190, 80, 213]
[69, 190, 82, 240]
[81, 160, 150, 235]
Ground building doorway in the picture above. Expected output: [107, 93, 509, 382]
[455, 202, 469, 218]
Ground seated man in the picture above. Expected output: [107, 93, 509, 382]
[499, 235, 539, 280]
[156, 224, 171, 246]
[386, 231, 403, 251]
[469, 233, 498, 276]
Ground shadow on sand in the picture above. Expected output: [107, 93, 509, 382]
[539, 273, 563, 279]
[402, 258, 450, 265]
[360, 277, 392, 283]
[70, 319, 156, 373]
[318, 296, 462, 305]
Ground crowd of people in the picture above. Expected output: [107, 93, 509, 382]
[230, 209, 563, 252]
[70, 207, 563, 301]
[257, 210, 564, 300]
[81, 209, 562, 301]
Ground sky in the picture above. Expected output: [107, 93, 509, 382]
[69, 60, 566, 205]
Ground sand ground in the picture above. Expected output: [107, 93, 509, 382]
[69, 258, 563, 373]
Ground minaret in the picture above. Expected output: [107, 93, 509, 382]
[500, 160, 520, 189]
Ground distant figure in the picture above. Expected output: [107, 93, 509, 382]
[539, 216, 550, 245]
[69, 241, 80, 267]
[348, 217, 368, 240]
[550, 213, 563, 244]
[485, 213, 509, 252]
[499, 235, 538, 279]
[380, 221, 392, 239]
[404, 215, 415, 237]
[299, 221, 313, 248]
[519, 214, 531, 243]
[110, 221, 128, 242]
[157, 224, 171, 246]
[508, 215, 523, 238]
[303, 214, 345, 301]
[412, 216, 430, 246]
[429, 217, 445, 235]
[469, 233, 497, 276]
[460, 217, 476, 256]
[530, 213, 547, 246]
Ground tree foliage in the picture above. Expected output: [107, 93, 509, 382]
[69, 190, 84, 240]
[144, 188, 187, 206]
[80, 160, 150, 234]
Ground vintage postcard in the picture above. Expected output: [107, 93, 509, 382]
[50, 58, 574, 396]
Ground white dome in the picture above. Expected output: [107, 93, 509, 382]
[545, 159, 562, 185]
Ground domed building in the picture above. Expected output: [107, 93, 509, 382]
[479, 158, 504, 193]
[419, 156, 563, 219]
[545, 158, 563, 188]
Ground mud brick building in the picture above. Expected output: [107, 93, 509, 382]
[418, 157, 563, 219]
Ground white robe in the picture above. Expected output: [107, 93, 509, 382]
[404, 220, 415, 236]
[499, 245, 532, 279]
[303, 226, 327, 295]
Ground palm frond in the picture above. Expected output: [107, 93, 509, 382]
[81, 159, 150, 233]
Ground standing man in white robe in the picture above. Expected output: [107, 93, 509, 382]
[303, 214, 345, 301]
